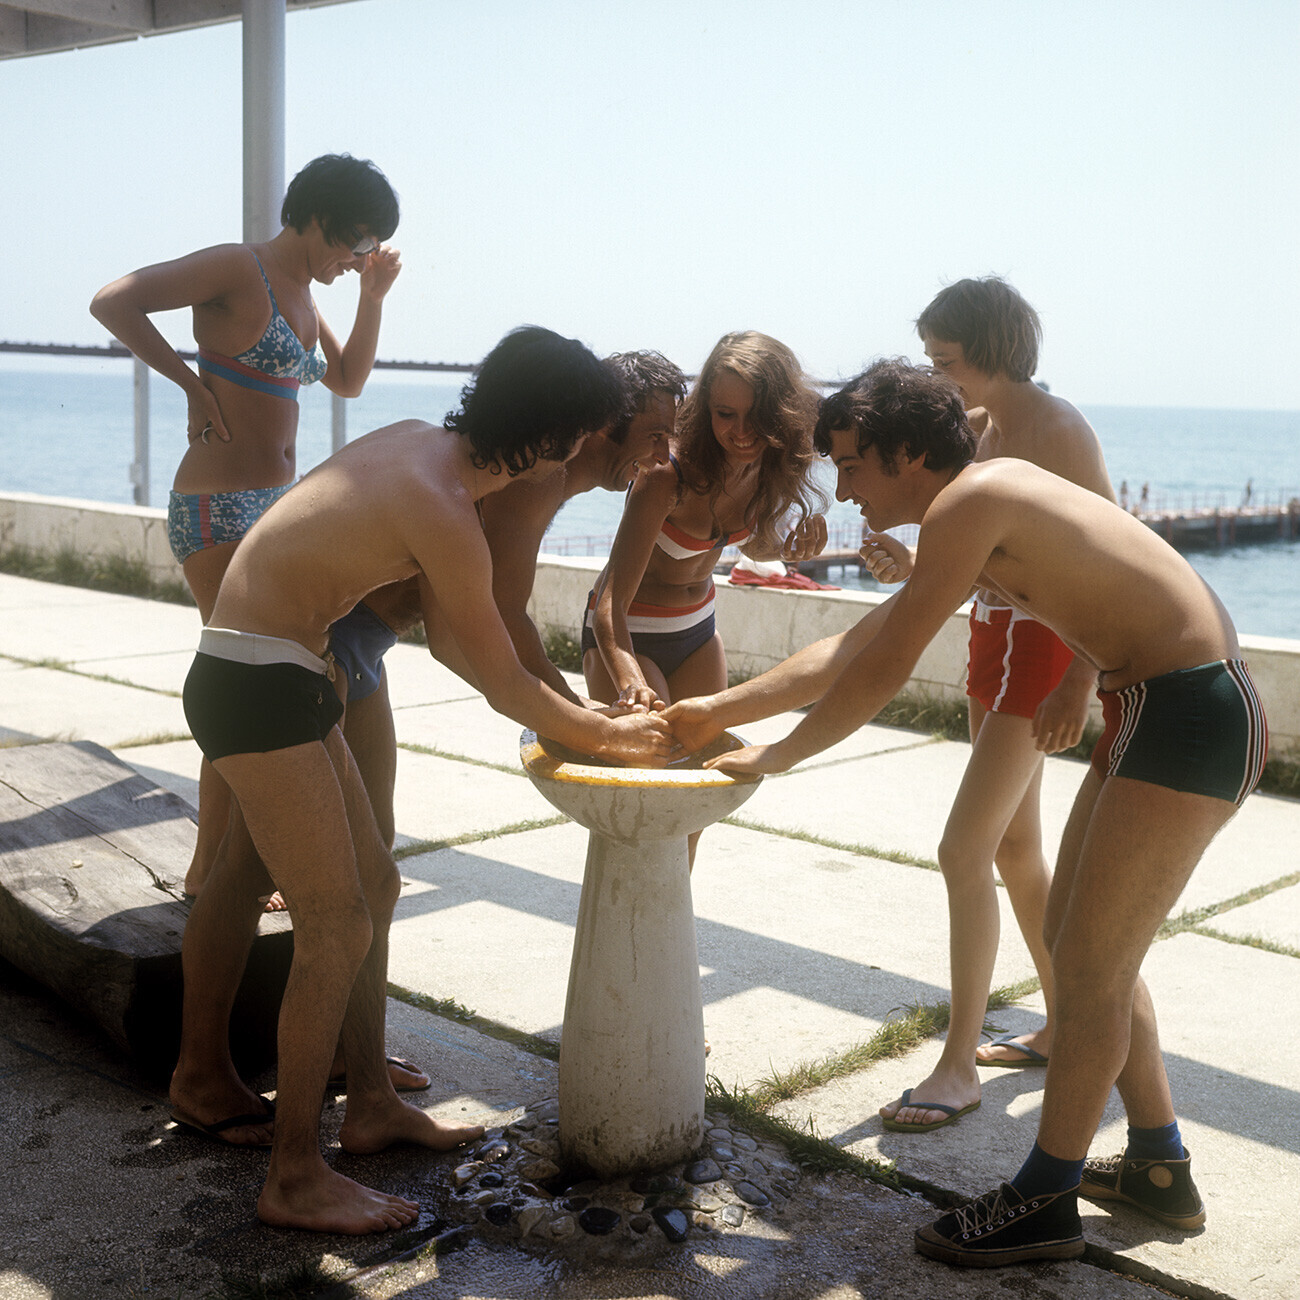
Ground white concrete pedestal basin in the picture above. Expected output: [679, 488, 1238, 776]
[520, 730, 761, 1180]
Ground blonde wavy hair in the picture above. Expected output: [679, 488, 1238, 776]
[674, 331, 826, 555]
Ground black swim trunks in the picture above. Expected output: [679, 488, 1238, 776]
[183, 628, 343, 762]
[1090, 659, 1267, 806]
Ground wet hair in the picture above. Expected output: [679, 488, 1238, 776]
[814, 358, 976, 475]
[674, 331, 827, 555]
[445, 326, 626, 476]
[915, 276, 1041, 382]
[602, 351, 688, 444]
[280, 154, 400, 245]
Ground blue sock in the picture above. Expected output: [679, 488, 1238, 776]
[1011, 1142, 1086, 1198]
[1126, 1120, 1184, 1161]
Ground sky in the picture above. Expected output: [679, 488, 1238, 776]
[1, 0, 1298, 410]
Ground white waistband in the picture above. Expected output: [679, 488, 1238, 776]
[199, 627, 330, 675]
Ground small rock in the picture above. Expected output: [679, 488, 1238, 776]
[452, 1162, 480, 1187]
[719, 1204, 745, 1228]
[733, 1180, 770, 1207]
[684, 1158, 723, 1185]
[472, 1189, 499, 1207]
[652, 1207, 690, 1243]
[484, 1202, 514, 1226]
[477, 1143, 510, 1165]
[629, 1214, 652, 1234]
[686, 1189, 722, 1212]
[529, 1098, 560, 1123]
[706, 1127, 731, 1140]
[733, 1134, 758, 1152]
[579, 1206, 621, 1235]
[709, 1142, 736, 1162]
[516, 1206, 550, 1237]
[478, 1170, 505, 1188]
[520, 1137, 554, 1156]
[520, 1159, 560, 1181]
[550, 1215, 576, 1239]
[560, 1195, 590, 1212]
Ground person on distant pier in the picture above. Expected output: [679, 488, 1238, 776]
[861, 278, 1114, 1136]
[173, 326, 674, 1233]
[582, 331, 828, 865]
[90, 153, 402, 917]
[332, 349, 687, 851]
[665, 358, 1266, 1266]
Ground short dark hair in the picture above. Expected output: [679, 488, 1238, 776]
[602, 351, 687, 444]
[814, 358, 976, 474]
[445, 326, 626, 476]
[915, 276, 1041, 382]
[280, 154, 400, 245]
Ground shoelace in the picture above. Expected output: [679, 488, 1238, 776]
[952, 1187, 1017, 1236]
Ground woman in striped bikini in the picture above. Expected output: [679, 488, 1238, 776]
[583, 330, 828, 780]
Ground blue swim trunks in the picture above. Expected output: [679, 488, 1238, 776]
[1090, 659, 1268, 806]
[328, 602, 399, 703]
[167, 484, 293, 564]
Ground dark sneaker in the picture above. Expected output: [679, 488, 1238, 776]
[1080, 1148, 1206, 1229]
[915, 1182, 1085, 1267]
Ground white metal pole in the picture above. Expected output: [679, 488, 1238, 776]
[131, 358, 150, 507]
[242, 0, 286, 242]
[331, 391, 347, 452]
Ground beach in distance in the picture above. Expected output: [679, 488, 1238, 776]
[2, 359, 1297, 640]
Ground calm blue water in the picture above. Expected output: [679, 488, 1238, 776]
[2, 359, 1297, 638]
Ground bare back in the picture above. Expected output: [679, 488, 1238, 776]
[210, 421, 491, 656]
[910, 460, 1237, 688]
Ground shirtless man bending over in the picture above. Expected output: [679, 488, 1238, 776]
[665, 359, 1266, 1267]
[175, 327, 673, 1234]
[334, 350, 687, 850]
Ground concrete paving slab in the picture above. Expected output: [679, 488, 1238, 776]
[384, 641, 485, 709]
[389, 749, 561, 846]
[729, 710, 947, 763]
[0, 581, 199, 662]
[1208, 881, 1300, 949]
[389, 821, 1045, 1082]
[727, 741, 969, 861]
[396, 697, 539, 769]
[0, 665, 189, 748]
[1172, 791, 1300, 915]
[116, 737, 203, 810]
[1078, 934, 1300, 1300]
[67, 647, 194, 694]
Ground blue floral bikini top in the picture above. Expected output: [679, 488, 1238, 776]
[196, 253, 328, 400]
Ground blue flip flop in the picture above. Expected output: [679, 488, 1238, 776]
[977, 1031, 1049, 1067]
[881, 1087, 981, 1133]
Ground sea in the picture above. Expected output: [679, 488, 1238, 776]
[2, 357, 1298, 640]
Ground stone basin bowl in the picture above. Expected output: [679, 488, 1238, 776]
[519, 730, 762, 842]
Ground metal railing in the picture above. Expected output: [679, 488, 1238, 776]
[1, 341, 474, 507]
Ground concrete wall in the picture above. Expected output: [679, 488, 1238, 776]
[0, 492, 182, 587]
[3, 493, 1296, 759]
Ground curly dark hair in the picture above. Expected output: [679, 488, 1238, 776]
[673, 331, 826, 555]
[814, 358, 976, 474]
[445, 327, 626, 476]
[915, 276, 1041, 382]
[280, 154, 400, 246]
[602, 351, 688, 444]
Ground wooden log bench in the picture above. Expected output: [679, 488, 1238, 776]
[0, 740, 291, 1081]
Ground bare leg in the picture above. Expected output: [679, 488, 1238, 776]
[215, 734, 422, 1234]
[976, 756, 1056, 1063]
[1035, 772, 1237, 1160]
[331, 675, 430, 1093]
[666, 633, 728, 871]
[881, 706, 1048, 1127]
[169, 805, 278, 1145]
